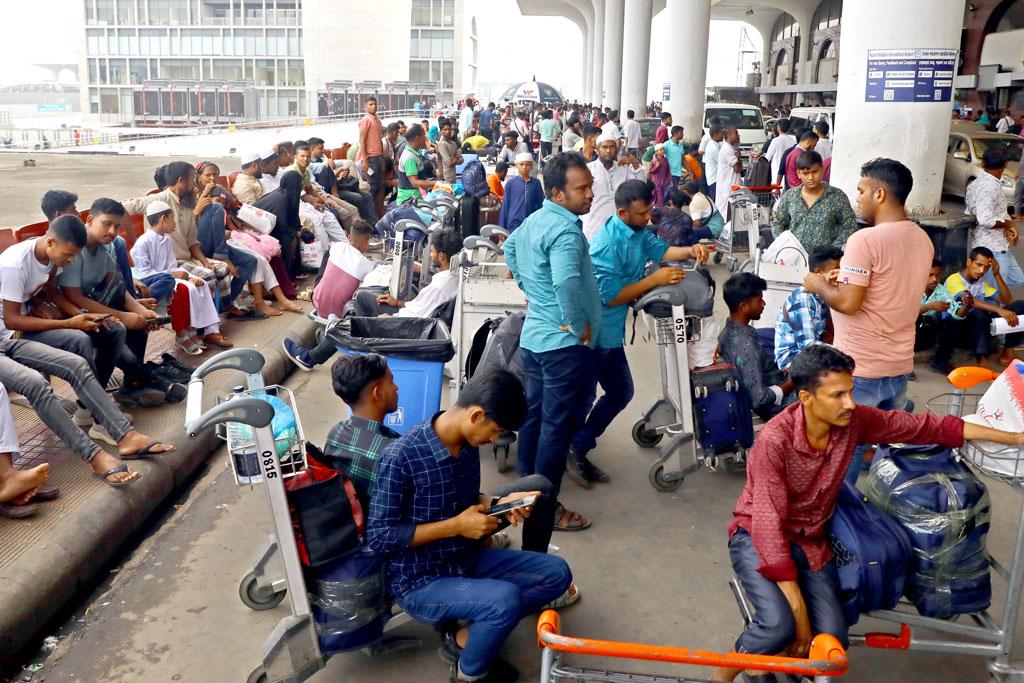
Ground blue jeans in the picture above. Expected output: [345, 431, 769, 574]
[111, 236, 138, 298]
[983, 250, 1024, 289]
[730, 530, 847, 656]
[397, 548, 571, 679]
[845, 374, 909, 484]
[196, 203, 257, 301]
[571, 346, 634, 458]
[140, 273, 177, 303]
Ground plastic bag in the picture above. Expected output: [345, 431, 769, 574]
[307, 546, 390, 654]
[237, 203, 276, 235]
[962, 360, 1024, 477]
[688, 319, 721, 369]
[328, 316, 455, 362]
[761, 230, 808, 267]
[301, 239, 325, 271]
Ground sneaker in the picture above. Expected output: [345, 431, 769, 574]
[579, 457, 610, 484]
[73, 406, 94, 427]
[114, 386, 168, 408]
[140, 376, 187, 404]
[542, 583, 581, 610]
[489, 531, 512, 550]
[146, 360, 192, 385]
[160, 353, 198, 379]
[438, 628, 463, 665]
[282, 338, 314, 372]
[448, 658, 519, 683]
[565, 447, 593, 490]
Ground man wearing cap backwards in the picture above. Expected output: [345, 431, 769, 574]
[581, 132, 646, 241]
[498, 152, 544, 233]
[232, 151, 266, 205]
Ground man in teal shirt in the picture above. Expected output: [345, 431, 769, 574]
[537, 110, 562, 161]
[567, 180, 708, 487]
[663, 125, 686, 193]
[504, 152, 601, 534]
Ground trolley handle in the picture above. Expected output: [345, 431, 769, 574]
[184, 396, 274, 439]
[480, 225, 509, 241]
[183, 348, 268, 428]
[946, 366, 1000, 391]
[536, 611, 849, 677]
[731, 185, 782, 192]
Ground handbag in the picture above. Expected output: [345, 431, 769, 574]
[237, 203, 277, 235]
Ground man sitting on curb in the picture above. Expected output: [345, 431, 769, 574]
[0, 383, 53, 518]
[917, 258, 969, 371]
[711, 344, 1024, 683]
[367, 370, 575, 683]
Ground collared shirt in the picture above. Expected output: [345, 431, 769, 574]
[729, 403, 964, 581]
[815, 137, 833, 160]
[655, 125, 669, 145]
[286, 161, 313, 190]
[436, 138, 462, 183]
[232, 173, 264, 205]
[968, 172, 1010, 251]
[122, 188, 198, 261]
[601, 121, 621, 141]
[718, 319, 787, 412]
[487, 173, 505, 201]
[716, 141, 741, 214]
[358, 114, 384, 159]
[260, 172, 280, 194]
[921, 283, 967, 319]
[395, 268, 457, 318]
[498, 175, 544, 232]
[589, 215, 668, 349]
[496, 142, 529, 166]
[703, 139, 721, 185]
[770, 184, 859, 253]
[504, 199, 602, 353]
[367, 416, 484, 598]
[581, 158, 647, 240]
[663, 139, 685, 176]
[538, 119, 561, 143]
[323, 415, 399, 508]
[945, 271, 998, 303]
[1015, 178, 1024, 217]
[562, 128, 582, 152]
[774, 287, 827, 370]
[396, 146, 427, 204]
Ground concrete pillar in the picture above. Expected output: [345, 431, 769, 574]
[830, 0, 963, 216]
[662, 0, 710, 143]
[621, 0, 653, 116]
[602, 0, 625, 109]
[591, 1, 605, 104]
[582, 27, 592, 102]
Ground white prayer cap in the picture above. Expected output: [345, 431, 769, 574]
[146, 200, 172, 217]
[261, 148, 278, 161]
[596, 131, 618, 145]
[654, 143, 665, 150]
[240, 151, 261, 165]
[515, 152, 533, 164]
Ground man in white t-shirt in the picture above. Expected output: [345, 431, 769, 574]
[601, 111, 622, 146]
[0, 215, 175, 488]
[716, 127, 743, 216]
[764, 118, 797, 182]
[996, 109, 1015, 134]
[358, 230, 462, 317]
[621, 110, 642, 157]
[704, 124, 724, 201]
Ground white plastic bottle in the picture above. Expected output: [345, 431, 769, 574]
[225, 386, 262, 485]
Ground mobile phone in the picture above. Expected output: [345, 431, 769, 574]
[94, 313, 113, 322]
[152, 315, 172, 326]
[485, 495, 538, 517]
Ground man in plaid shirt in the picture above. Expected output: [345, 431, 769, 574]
[773, 247, 842, 370]
[322, 353, 400, 508]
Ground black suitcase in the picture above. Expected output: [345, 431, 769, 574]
[458, 194, 480, 240]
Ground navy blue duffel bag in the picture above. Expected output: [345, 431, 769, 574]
[865, 444, 992, 619]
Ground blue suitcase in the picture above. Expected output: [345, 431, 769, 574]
[830, 482, 915, 626]
[307, 546, 391, 654]
[690, 363, 755, 456]
[865, 444, 992, 619]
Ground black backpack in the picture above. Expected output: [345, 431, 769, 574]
[461, 160, 490, 199]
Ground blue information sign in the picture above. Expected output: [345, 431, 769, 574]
[865, 48, 957, 103]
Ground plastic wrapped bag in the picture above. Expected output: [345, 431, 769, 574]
[761, 230, 808, 267]
[688, 319, 721, 369]
[961, 360, 1024, 477]
[307, 546, 391, 654]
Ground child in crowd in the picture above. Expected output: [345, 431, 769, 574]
[131, 201, 232, 355]
[311, 220, 375, 319]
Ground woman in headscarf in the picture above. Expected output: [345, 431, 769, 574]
[649, 143, 671, 207]
[254, 170, 305, 278]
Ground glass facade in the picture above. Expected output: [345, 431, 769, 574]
[410, 0, 455, 103]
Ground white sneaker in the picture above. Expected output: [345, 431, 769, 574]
[88, 423, 118, 446]
[490, 531, 512, 550]
[541, 583, 581, 611]
[73, 407, 93, 427]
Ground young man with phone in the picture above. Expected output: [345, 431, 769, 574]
[368, 370, 574, 683]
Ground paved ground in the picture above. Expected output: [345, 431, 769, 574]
[10, 254, 1024, 683]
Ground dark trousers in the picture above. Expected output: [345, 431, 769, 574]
[571, 346, 634, 458]
[729, 530, 848, 656]
[935, 302, 1024, 362]
[915, 314, 942, 352]
[197, 203, 257, 302]
[353, 288, 400, 317]
[540, 141, 553, 158]
[22, 324, 126, 390]
[337, 189, 376, 221]
[111, 236, 138, 298]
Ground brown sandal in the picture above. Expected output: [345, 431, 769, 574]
[203, 333, 234, 349]
[553, 502, 591, 532]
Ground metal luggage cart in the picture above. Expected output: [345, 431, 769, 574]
[184, 349, 413, 683]
[713, 185, 780, 272]
[536, 610, 850, 683]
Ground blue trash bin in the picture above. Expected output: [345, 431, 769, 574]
[328, 317, 456, 435]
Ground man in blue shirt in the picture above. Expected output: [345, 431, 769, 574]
[479, 102, 498, 143]
[663, 125, 686, 194]
[773, 246, 842, 370]
[568, 180, 708, 486]
[367, 370, 572, 683]
[504, 152, 601, 533]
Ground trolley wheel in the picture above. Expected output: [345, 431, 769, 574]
[314, 325, 325, 346]
[726, 454, 747, 474]
[246, 667, 268, 683]
[727, 259, 739, 273]
[493, 443, 512, 473]
[713, 252, 724, 264]
[649, 462, 683, 492]
[239, 571, 286, 611]
[632, 420, 663, 448]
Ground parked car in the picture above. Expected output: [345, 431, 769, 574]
[637, 117, 661, 151]
[788, 107, 836, 138]
[703, 102, 766, 152]
[943, 121, 1022, 206]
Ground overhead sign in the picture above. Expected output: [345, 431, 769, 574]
[37, 103, 71, 112]
[662, 81, 671, 101]
[865, 48, 956, 103]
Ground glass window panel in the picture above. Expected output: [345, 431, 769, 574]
[410, 31, 417, 58]
[443, 0, 453, 26]
[432, 35, 442, 59]
[203, 34, 215, 53]
[160, 34, 170, 54]
[88, 35, 100, 54]
[109, 59, 126, 84]
[117, 0, 136, 23]
[442, 61, 453, 89]
[88, 60, 100, 84]
[108, 34, 117, 54]
[255, 34, 265, 54]
[129, 58, 148, 83]
[96, 0, 115, 23]
[129, 33, 138, 52]
[442, 35, 452, 59]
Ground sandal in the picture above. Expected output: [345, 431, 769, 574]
[93, 463, 140, 487]
[176, 336, 204, 355]
[226, 308, 268, 320]
[0, 501, 39, 518]
[203, 333, 234, 349]
[553, 503, 591, 532]
[121, 441, 176, 460]
[542, 583, 581, 610]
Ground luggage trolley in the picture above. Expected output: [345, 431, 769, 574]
[536, 611, 850, 683]
[714, 185, 780, 272]
[184, 349, 412, 683]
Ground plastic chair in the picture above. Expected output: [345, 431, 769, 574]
[14, 221, 48, 242]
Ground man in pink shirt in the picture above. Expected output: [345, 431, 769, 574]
[803, 158, 934, 484]
[783, 130, 819, 189]
[358, 96, 386, 218]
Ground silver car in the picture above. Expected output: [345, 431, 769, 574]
[944, 121, 1022, 206]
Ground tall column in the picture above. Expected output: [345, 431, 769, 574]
[621, 0, 653, 116]
[830, 0, 963, 216]
[590, 1, 605, 104]
[582, 28, 592, 102]
[602, 0, 625, 110]
[662, 0, 711, 143]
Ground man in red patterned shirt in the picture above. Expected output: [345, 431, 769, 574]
[712, 344, 1024, 682]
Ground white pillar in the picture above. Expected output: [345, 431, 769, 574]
[582, 28, 591, 102]
[602, 0, 625, 110]
[662, 0, 710, 143]
[621, 0, 653, 116]
[590, 1, 605, 104]
[830, 0, 963, 216]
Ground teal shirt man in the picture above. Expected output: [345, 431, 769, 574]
[538, 118, 562, 144]
[504, 199, 602, 353]
[589, 215, 669, 349]
[663, 139, 685, 177]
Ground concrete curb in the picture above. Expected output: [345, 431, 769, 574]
[0, 316, 317, 662]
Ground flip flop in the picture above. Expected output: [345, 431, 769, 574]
[176, 337, 204, 355]
[226, 308, 268, 320]
[121, 441, 176, 460]
[0, 501, 39, 518]
[33, 485, 60, 502]
[93, 463, 139, 487]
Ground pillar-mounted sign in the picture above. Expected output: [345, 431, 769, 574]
[864, 48, 957, 103]
[662, 82, 671, 101]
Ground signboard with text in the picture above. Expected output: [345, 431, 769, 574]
[662, 82, 671, 101]
[865, 48, 956, 103]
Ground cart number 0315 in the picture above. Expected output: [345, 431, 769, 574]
[261, 450, 278, 479]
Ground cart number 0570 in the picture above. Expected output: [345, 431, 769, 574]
[261, 450, 277, 479]
[675, 318, 686, 344]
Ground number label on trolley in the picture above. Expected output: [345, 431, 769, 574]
[675, 317, 686, 344]
[260, 450, 278, 479]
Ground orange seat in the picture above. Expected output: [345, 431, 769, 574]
[15, 221, 49, 242]
[0, 228, 17, 254]
[228, 171, 239, 189]
[119, 214, 146, 249]
[216, 175, 230, 190]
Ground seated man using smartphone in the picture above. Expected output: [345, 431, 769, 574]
[367, 370, 576, 683]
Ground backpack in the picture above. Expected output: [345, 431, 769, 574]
[464, 313, 525, 383]
[744, 155, 772, 188]
[638, 262, 716, 318]
[461, 159, 490, 199]
[830, 482, 914, 626]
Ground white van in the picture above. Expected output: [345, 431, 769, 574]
[788, 107, 836, 138]
[703, 102, 766, 151]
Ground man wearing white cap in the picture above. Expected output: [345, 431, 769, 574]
[232, 151, 266, 205]
[581, 132, 646, 241]
[258, 149, 281, 194]
[498, 152, 544, 233]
